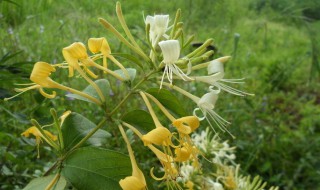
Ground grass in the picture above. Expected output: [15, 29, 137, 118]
[1, 0, 320, 189]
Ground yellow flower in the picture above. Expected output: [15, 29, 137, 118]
[119, 176, 145, 190]
[142, 127, 172, 146]
[174, 146, 191, 162]
[172, 116, 200, 135]
[118, 125, 146, 190]
[21, 126, 57, 158]
[88, 37, 111, 70]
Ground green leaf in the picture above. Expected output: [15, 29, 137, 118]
[112, 53, 143, 69]
[62, 147, 131, 190]
[114, 68, 136, 82]
[23, 174, 67, 190]
[66, 79, 110, 103]
[122, 109, 155, 133]
[146, 88, 187, 117]
[61, 112, 111, 151]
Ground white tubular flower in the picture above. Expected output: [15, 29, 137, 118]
[161, 82, 230, 135]
[159, 40, 192, 88]
[195, 57, 254, 96]
[194, 90, 231, 135]
[145, 15, 169, 45]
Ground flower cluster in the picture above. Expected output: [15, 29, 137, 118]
[4, 2, 278, 190]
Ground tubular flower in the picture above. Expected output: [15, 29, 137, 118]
[118, 125, 146, 190]
[172, 116, 200, 135]
[63, 42, 106, 102]
[142, 127, 173, 146]
[88, 37, 111, 70]
[174, 146, 191, 162]
[88, 37, 129, 80]
[5, 62, 101, 105]
[145, 15, 169, 46]
[122, 122, 179, 182]
[159, 40, 192, 88]
[21, 126, 57, 158]
[194, 56, 253, 96]
[162, 82, 231, 135]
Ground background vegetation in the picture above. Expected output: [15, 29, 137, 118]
[1, 0, 319, 189]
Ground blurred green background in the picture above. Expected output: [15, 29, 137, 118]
[1, 0, 320, 189]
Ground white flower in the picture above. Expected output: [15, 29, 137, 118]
[205, 178, 224, 190]
[179, 163, 195, 183]
[192, 128, 236, 165]
[162, 82, 229, 134]
[145, 15, 169, 45]
[195, 57, 254, 96]
[193, 90, 231, 135]
[159, 40, 192, 88]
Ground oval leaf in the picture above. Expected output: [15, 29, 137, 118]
[62, 147, 131, 190]
[121, 109, 155, 133]
[66, 79, 111, 103]
[111, 53, 143, 69]
[61, 112, 111, 151]
[146, 88, 187, 117]
[23, 175, 67, 190]
[114, 68, 136, 82]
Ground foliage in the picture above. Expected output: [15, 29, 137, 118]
[0, 0, 319, 190]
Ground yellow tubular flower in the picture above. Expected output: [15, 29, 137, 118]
[118, 125, 146, 190]
[62, 42, 87, 77]
[63, 42, 105, 102]
[30, 62, 61, 88]
[122, 122, 178, 181]
[174, 146, 191, 162]
[21, 126, 57, 158]
[172, 116, 200, 135]
[29, 62, 102, 105]
[119, 176, 145, 190]
[88, 37, 111, 70]
[142, 127, 172, 146]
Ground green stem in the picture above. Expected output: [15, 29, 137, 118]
[99, 18, 150, 62]
[45, 172, 60, 190]
[62, 117, 107, 161]
[108, 70, 157, 116]
[50, 109, 64, 152]
[31, 119, 60, 151]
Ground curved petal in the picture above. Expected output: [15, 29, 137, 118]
[119, 176, 145, 190]
[159, 40, 180, 63]
[142, 127, 172, 146]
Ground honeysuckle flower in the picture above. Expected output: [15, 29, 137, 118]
[172, 116, 200, 135]
[118, 125, 146, 190]
[4, 62, 102, 105]
[145, 15, 169, 46]
[139, 91, 175, 147]
[88, 37, 111, 70]
[122, 122, 179, 182]
[142, 127, 172, 146]
[162, 82, 232, 136]
[21, 126, 57, 158]
[192, 128, 236, 165]
[174, 146, 191, 162]
[204, 178, 224, 190]
[159, 40, 192, 88]
[191, 56, 253, 96]
[88, 37, 130, 79]
[63, 42, 106, 102]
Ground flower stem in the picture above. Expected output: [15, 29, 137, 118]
[45, 172, 60, 190]
[108, 70, 156, 116]
[50, 108, 64, 152]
